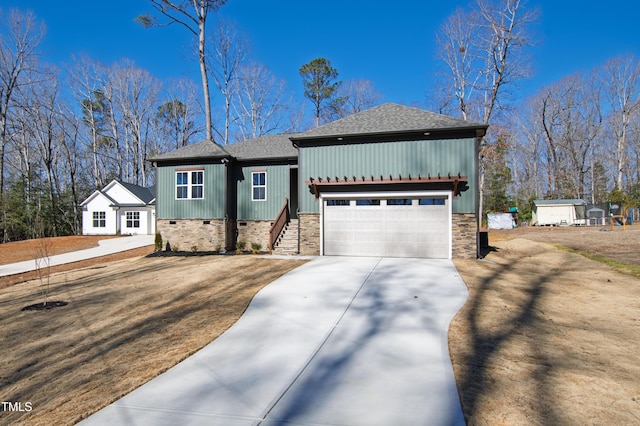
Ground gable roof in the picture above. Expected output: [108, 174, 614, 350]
[80, 189, 117, 207]
[118, 180, 155, 204]
[225, 133, 300, 160]
[81, 180, 155, 208]
[291, 103, 487, 141]
[148, 140, 231, 162]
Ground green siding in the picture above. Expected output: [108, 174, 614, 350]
[157, 164, 226, 219]
[236, 165, 290, 220]
[299, 138, 477, 213]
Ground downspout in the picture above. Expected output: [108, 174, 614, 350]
[291, 140, 301, 255]
[297, 208, 301, 255]
[475, 128, 486, 258]
[221, 157, 231, 251]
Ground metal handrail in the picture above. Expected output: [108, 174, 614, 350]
[269, 197, 289, 251]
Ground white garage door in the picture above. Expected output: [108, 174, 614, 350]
[322, 193, 451, 258]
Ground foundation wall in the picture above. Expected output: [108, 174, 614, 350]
[236, 220, 272, 252]
[157, 219, 225, 252]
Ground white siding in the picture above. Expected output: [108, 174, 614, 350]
[82, 194, 117, 235]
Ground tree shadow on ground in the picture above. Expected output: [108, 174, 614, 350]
[453, 250, 568, 425]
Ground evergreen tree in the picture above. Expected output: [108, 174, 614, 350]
[299, 58, 342, 127]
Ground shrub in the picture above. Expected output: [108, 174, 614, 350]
[251, 242, 262, 254]
[236, 240, 246, 253]
[154, 232, 163, 252]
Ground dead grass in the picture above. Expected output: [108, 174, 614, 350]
[3, 228, 640, 425]
[0, 254, 306, 425]
[452, 228, 640, 425]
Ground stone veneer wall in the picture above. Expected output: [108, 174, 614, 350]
[298, 213, 320, 255]
[157, 219, 225, 252]
[452, 213, 477, 258]
[236, 220, 272, 252]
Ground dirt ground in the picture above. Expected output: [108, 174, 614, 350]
[0, 236, 155, 289]
[0, 248, 305, 425]
[451, 225, 640, 425]
[1, 229, 639, 425]
[0, 236, 120, 266]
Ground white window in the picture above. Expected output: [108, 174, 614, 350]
[93, 211, 106, 227]
[126, 211, 140, 228]
[176, 170, 204, 199]
[252, 171, 266, 201]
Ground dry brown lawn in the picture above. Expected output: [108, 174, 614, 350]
[0, 248, 305, 425]
[452, 226, 640, 425]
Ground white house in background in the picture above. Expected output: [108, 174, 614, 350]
[81, 180, 156, 235]
[531, 199, 587, 226]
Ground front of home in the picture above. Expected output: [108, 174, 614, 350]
[150, 103, 487, 258]
[80, 180, 156, 235]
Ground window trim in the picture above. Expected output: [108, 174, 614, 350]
[125, 211, 140, 228]
[93, 211, 106, 228]
[251, 171, 267, 201]
[175, 169, 204, 200]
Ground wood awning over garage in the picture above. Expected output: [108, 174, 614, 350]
[306, 173, 467, 199]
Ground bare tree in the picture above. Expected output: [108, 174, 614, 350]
[0, 8, 45, 241]
[435, 7, 477, 120]
[208, 18, 247, 145]
[157, 78, 202, 150]
[334, 79, 382, 117]
[68, 54, 108, 189]
[109, 60, 160, 186]
[435, 0, 538, 225]
[137, 0, 228, 143]
[602, 54, 640, 190]
[233, 61, 291, 140]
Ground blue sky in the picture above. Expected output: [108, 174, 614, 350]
[2, 0, 640, 107]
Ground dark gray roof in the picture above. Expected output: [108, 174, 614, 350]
[118, 181, 155, 204]
[292, 103, 486, 140]
[225, 133, 300, 160]
[148, 140, 231, 162]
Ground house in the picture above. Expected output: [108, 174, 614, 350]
[531, 199, 587, 226]
[80, 180, 156, 235]
[149, 103, 487, 258]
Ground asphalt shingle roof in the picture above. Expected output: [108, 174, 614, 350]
[292, 103, 486, 140]
[119, 181, 155, 204]
[225, 133, 300, 160]
[148, 140, 231, 162]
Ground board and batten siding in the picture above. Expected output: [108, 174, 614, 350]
[156, 164, 226, 219]
[299, 138, 477, 214]
[235, 165, 290, 221]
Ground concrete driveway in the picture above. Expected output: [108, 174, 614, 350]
[80, 256, 468, 426]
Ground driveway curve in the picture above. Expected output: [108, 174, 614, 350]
[81, 256, 468, 426]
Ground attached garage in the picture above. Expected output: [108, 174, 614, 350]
[321, 192, 452, 258]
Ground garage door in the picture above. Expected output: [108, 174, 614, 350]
[322, 193, 451, 258]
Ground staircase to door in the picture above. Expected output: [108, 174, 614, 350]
[272, 219, 299, 255]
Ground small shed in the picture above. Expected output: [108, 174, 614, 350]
[587, 207, 606, 226]
[531, 199, 587, 226]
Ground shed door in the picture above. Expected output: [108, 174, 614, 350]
[322, 194, 451, 258]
